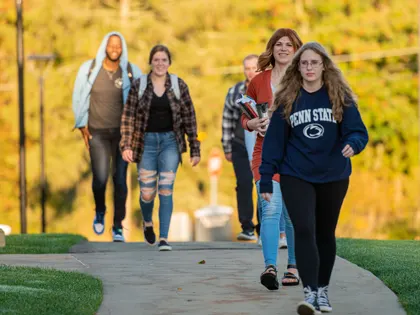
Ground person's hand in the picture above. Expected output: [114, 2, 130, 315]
[79, 126, 92, 149]
[342, 144, 355, 158]
[225, 153, 232, 162]
[190, 156, 201, 167]
[246, 117, 269, 133]
[261, 193, 272, 202]
[122, 149, 134, 163]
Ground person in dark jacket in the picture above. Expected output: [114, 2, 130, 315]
[259, 42, 368, 315]
[221, 54, 260, 241]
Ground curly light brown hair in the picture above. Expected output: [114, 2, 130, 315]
[257, 28, 303, 72]
[271, 41, 357, 123]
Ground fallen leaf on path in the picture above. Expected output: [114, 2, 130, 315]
[198, 260, 206, 264]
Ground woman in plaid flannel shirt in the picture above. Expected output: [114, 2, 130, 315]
[120, 45, 201, 251]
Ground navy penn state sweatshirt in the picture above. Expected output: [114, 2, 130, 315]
[259, 85, 368, 193]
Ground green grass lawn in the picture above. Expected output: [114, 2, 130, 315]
[0, 233, 86, 254]
[0, 234, 102, 315]
[337, 238, 420, 315]
[0, 265, 102, 315]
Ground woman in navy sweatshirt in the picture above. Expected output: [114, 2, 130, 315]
[259, 42, 368, 315]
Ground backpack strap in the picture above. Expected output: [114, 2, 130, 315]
[137, 74, 181, 100]
[138, 74, 148, 99]
[87, 59, 96, 80]
[126, 62, 133, 84]
[170, 74, 180, 100]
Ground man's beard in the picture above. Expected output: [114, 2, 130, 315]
[106, 51, 121, 62]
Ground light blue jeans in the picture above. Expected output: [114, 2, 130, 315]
[245, 131, 285, 234]
[137, 132, 180, 239]
[256, 180, 296, 267]
[279, 211, 286, 234]
[256, 194, 285, 234]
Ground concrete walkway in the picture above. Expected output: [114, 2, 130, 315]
[1, 242, 406, 315]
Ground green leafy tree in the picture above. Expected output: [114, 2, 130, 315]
[0, 0, 419, 240]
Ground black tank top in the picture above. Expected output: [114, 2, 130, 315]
[146, 91, 173, 132]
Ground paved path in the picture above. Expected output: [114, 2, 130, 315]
[1, 242, 406, 315]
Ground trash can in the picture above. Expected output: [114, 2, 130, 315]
[0, 224, 10, 248]
[194, 205, 233, 241]
[0, 224, 11, 235]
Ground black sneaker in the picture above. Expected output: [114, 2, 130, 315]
[318, 286, 332, 312]
[144, 226, 156, 245]
[158, 240, 172, 251]
[297, 286, 321, 315]
[237, 230, 257, 241]
[112, 226, 125, 242]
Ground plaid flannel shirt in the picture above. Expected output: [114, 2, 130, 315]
[120, 73, 200, 163]
[221, 81, 246, 154]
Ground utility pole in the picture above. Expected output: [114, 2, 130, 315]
[39, 74, 46, 232]
[416, 0, 420, 230]
[16, 0, 27, 234]
[418, 0, 420, 163]
[121, 0, 132, 241]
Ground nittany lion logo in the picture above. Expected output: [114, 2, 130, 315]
[114, 78, 123, 89]
[303, 123, 324, 139]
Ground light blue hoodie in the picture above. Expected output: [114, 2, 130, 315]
[72, 31, 142, 128]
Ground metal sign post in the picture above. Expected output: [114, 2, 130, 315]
[28, 54, 55, 233]
[207, 148, 223, 207]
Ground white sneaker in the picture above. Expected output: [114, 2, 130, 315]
[279, 236, 288, 249]
[318, 286, 332, 312]
[297, 286, 321, 315]
[93, 212, 105, 235]
[112, 227, 125, 242]
[257, 237, 262, 246]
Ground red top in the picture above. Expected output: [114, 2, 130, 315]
[241, 69, 280, 183]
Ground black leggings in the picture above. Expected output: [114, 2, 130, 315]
[280, 175, 349, 289]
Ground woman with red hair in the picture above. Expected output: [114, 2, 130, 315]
[242, 28, 303, 290]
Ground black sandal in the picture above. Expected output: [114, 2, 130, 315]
[260, 265, 279, 291]
[282, 264, 300, 286]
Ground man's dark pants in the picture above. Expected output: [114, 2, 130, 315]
[89, 127, 128, 229]
[231, 141, 260, 233]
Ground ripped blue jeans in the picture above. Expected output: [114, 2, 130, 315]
[138, 132, 180, 239]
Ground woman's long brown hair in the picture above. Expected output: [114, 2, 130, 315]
[271, 41, 357, 123]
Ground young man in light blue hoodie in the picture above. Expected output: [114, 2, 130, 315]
[72, 32, 142, 242]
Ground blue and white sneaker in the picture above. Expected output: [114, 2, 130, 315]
[318, 286, 332, 312]
[112, 226, 125, 243]
[93, 212, 105, 235]
[297, 286, 321, 315]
